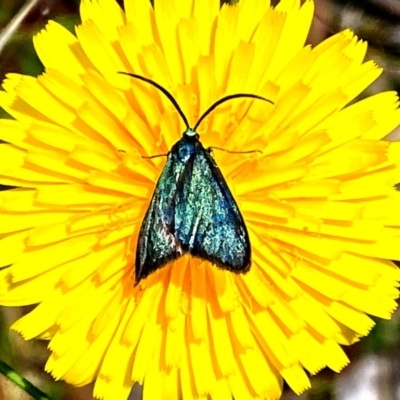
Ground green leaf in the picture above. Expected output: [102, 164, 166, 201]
[0, 360, 52, 400]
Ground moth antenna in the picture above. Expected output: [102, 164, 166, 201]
[120, 73, 274, 134]
[193, 94, 274, 132]
[119, 72, 190, 130]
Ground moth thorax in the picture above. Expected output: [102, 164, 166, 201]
[177, 140, 196, 162]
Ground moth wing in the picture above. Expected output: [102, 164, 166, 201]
[135, 154, 184, 283]
[174, 149, 251, 272]
[135, 143, 250, 284]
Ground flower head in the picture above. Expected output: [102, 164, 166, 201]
[1, 0, 400, 399]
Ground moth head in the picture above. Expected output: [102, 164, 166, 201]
[184, 128, 199, 139]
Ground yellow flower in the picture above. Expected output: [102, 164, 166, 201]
[1, 0, 400, 399]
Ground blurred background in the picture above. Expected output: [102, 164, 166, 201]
[0, 0, 400, 399]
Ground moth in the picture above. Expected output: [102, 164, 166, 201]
[120, 73, 273, 284]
